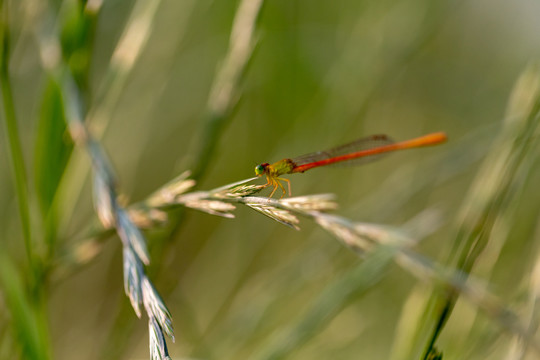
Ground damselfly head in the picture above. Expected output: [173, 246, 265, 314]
[255, 163, 269, 176]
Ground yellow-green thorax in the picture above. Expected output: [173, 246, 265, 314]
[254, 159, 295, 198]
[254, 158, 296, 178]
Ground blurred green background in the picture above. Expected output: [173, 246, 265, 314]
[2, 0, 540, 359]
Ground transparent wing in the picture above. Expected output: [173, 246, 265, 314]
[292, 135, 395, 167]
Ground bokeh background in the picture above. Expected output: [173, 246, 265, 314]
[2, 0, 540, 359]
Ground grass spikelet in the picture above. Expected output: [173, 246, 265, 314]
[147, 171, 196, 207]
[92, 172, 117, 229]
[127, 207, 168, 229]
[182, 198, 237, 218]
[281, 194, 338, 212]
[148, 317, 171, 360]
[218, 183, 267, 198]
[116, 208, 150, 265]
[123, 246, 144, 318]
[142, 277, 174, 342]
[210, 176, 261, 195]
[246, 202, 300, 230]
[314, 215, 370, 254]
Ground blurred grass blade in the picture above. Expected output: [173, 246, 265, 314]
[34, 76, 73, 214]
[192, 0, 264, 180]
[250, 245, 397, 360]
[506, 246, 540, 359]
[0, 256, 50, 360]
[87, 0, 163, 134]
[421, 63, 540, 359]
[34, 76, 74, 250]
[60, 0, 97, 92]
[0, 0, 34, 270]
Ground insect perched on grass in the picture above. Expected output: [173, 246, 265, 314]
[254, 132, 447, 198]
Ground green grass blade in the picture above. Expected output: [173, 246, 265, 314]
[0, 0, 34, 271]
[0, 256, 50, 360]
[34, 76, 74, 253]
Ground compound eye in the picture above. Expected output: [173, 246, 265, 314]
[255, 164, 265, 176]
